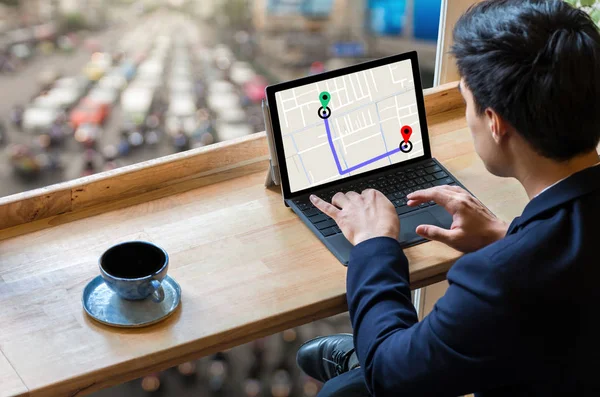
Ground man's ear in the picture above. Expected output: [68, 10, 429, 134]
[484, 108, 508, 144]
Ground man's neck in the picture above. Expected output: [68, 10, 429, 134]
[516, 151, 600, 200]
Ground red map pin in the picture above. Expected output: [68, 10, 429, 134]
[401, 125, 413, 143]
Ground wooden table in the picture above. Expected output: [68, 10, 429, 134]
[0, 82, 530, 397]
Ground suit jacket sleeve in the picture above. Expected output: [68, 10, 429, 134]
[347, 237, 525, 397]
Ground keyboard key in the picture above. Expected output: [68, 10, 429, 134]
[424, 174, 435, 182]
[423, 182, 434, 188]
[303, 208, 320, 217]
[416, 170, 427, 177]
[333, 226, 341, 233]
[433, 177, 454, 186]
[429, 200, 436, 206]
[415, 177, 426, 185]
[419, 202, 430, 209]
[309, 213, 328, 224]
[423, 159, 436, 166]
[426, 165, 442, 174]
[406, 180, 416, 187]
[396, 205, 417, 215]
[295, 201, 309, 210]
[434, 171, 449, 179]
[386, 194, 396, 201]
[321, 227, 337, 237]
[392, 199, 407, 207]
[407, 172, 418, 179]
[315, 219, 336, 230]
[395, 192, 406, 199]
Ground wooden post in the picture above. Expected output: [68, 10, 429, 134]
[434, 0, 483, 86]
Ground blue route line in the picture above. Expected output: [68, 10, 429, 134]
[324, 117, 400, 175]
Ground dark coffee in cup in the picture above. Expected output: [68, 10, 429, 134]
[99, 241, 169, 302]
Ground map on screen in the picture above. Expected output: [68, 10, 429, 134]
[275, 59, 425, 193]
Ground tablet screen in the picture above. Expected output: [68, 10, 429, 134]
[274, 58, 425, 193]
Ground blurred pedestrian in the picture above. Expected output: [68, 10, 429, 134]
[0, 120, 6, 145]
[10, 105, 24, 130]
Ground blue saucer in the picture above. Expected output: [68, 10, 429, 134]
[82, 275, 181, 328]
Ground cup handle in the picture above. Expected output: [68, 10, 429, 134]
[150, 280, 165, 303]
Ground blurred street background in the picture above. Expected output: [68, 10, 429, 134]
[0, 0, 441, 395]
[0, 0, 441, 198]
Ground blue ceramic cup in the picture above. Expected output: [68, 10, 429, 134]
[99, 241, 169, 302]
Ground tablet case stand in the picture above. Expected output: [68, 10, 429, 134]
[262, 100, 281, 188]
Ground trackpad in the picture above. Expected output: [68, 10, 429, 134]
[400, 212, 442, 244]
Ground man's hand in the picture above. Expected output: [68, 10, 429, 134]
[310, 189, 400, 246]
[407, 185, 508, 253]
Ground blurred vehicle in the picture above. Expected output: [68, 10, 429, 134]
[171, 64, 192, 79]
[83, 53, 113, 82]
[166, 94, 197, 136]
[218, 107, 247, 124]
[88, 86, 120, 106]
[70, 98, 111, 129]
[120, 62, 137, 81]
[121, 86, 154, 124]
[207, 92, 240, 116]
[34, 87, 80, 110]
[98, 73, 127, 91]
[22, 106, 59, 132]
[138, 59, 164, 79]
[169, 78, 194, 95]
[37, 68, 61, 90]
[53, 76, 90, 97]
[243, 76, 268, 104]
[208, 80, 236, 95]
[215, 120, 253, 142]
[57, 35, 75, 52]
[37, 41, 55, 55]
[74, 123, 101, 147]
[8, 144, 41, 179]
[11, 44, 32, 61]
[230, 61, 256, 86]
[83, 62, 105, 82]
[84, 38, 102, 53]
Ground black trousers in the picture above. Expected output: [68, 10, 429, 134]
[317, 368, 370, 397]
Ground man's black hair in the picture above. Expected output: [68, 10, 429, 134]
[452, 0, 600, 161]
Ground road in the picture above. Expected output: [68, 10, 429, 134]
[0, 13, 185, 198]
[0, 24, 126, 197]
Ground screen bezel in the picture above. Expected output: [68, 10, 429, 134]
[266, 51, 432, 199]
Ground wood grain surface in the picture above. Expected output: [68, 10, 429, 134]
[0, 81, 532, 396]
[0, 82, 462, 232]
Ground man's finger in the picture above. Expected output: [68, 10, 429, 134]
[310, 195, 340, 219]
[415, 224, 455, 244]
[345, 190, 362, 201]
[407, 187, 457, 211]
[332, 192, 351, 209]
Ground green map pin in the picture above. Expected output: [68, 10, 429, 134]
[320, 92, 331, 109]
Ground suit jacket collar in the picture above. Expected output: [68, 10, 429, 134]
[507, 163, 600, 234]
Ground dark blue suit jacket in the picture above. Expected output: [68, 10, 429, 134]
[347, 164, 600, 397]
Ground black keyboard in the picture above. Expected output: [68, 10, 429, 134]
[292, 159, 457, 238]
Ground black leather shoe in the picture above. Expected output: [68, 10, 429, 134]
[296, 333, 356, 383]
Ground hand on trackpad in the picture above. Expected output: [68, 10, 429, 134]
[399, 212, 442, 244]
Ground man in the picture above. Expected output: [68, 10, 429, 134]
[296, 1, 600, 396]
